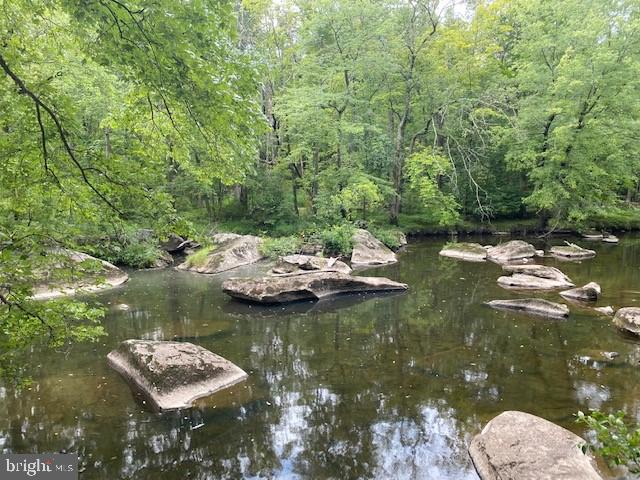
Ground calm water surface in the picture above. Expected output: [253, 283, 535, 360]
[2, 235, 640, 479]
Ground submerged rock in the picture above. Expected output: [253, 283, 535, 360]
[32, 249, 129, 300]
[351, 229, 397, 266]
[223, 271, 407, 304]
[560, 282, 601, 302]
[550, 243, 596, 259]
[177, 235, 264, 274]
[497, 273, 573, 290]
[486, 240, 537, 263]
[439, 242, 487, 262]
[272, 254, 352, 275]
[107, 340, 247, 411]
[486, 298, 569, 318]
[469, 411, 602, 480]
[613, 307, 640, 335]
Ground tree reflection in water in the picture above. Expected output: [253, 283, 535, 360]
[1, 237, 640, 479]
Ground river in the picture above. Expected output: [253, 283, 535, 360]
[1, 235, 639, 479]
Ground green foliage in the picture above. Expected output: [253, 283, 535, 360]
[369, 227, 405, 250]
[82, 228, 164, 269]
[183, 246, 215, 269]
[406, 150, 460, 226]
[577, 410, 640, 473]
[319, 225, 355, 256]
[337, 177, 384, 221]
[260, 236, 303, 259]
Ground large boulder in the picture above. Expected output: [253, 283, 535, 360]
[550, 243, 596, 259]
[469, 411, 602, 480]
[486, 240, 536, 263]
[439, 242, 487, 262]
[223, 271, 407, 304]
[498, 264, 573, 290]
[351, 229, 397, 266]
[212, 232, 242, 244]
[497, 274, 573, 290]
[32, 249, 129, 300]
[613, 307, 640, 335]
[486, 298, 569, 318]
[160, 233, 188, 253]
[272, 254, 352, 275]
[177, 235, 264, 274]
[560, 282, 601, 302]
[107, 340, 247, 411]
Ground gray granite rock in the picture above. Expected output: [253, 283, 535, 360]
[108, 340, 247, 411]
[486, 298, 570, 318]
[469, 411, 602, 480]
[223, 271, 407, 304]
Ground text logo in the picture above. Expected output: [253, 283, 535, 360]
[1, 454, 77, 479]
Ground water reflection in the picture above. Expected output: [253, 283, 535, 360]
[1, 236, 640, 478]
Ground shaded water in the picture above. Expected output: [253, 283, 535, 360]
[2, 235, 640, 479]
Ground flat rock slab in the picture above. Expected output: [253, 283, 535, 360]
[487, 240, 536, 263]
[550, 244, 596, 259]
[502, 264, 572, 283]
[223, 271, 407, 304]
[560, 282, 601, 301]
[351, 229, 397, 266]
[613, 307, 640, 335]
[177, 235, 264, 274]
[469, 411, 602, 480]
[32, 249, 129, 300]
[497, 273, 573, 290]
[272, 254, 352, 275]
[439, 243, 487, 262]
[486, 298, 569, 318]
[107, 340, 247, 411]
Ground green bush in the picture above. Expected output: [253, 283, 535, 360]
[319, 224, 354, 256]
[83, 231, 165, 269]
[183, 246, 214, 268]
[260, 236, 302, 259]
[370, 226, 405, 250]
[577, 410, 640, 474]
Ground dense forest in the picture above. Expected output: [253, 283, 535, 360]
[1, 0, 640, 375]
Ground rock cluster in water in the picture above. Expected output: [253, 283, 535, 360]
[107, 340, 247, 411]
[469, 411, 602, 480]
